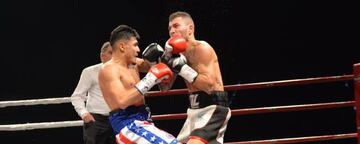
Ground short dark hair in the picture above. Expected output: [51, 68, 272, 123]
[169, 11, 193, 22]
[109, 25, 140, 47]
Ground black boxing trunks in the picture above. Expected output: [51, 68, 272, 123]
[177, 91, 231, 144]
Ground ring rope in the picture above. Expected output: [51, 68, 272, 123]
[0, 101, 354, 131]
[0, 97, 71, 108]
[0, 120, 83, 131]
[226, 133, 357, 144]
[0, 75, 353, 108]
[147, 75, 354, 97]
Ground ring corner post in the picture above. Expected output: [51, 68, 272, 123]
[353, 63, 360, 144]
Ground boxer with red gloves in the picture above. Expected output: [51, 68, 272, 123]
[162, 11, 231, 144]
[98, 25, 179, 144]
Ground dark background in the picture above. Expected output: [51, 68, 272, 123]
[0, 0, 358, 143]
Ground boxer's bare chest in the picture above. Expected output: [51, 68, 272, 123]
[120, 68, 140, 89]
[183, 46, 203, 71]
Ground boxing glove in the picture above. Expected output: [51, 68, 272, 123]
[165, 35, 187, 54]
[162, 35, 187, 62]
[167, 54, 198, 83]
[142, 43, 164, 66]
[135, 63, 174, 95]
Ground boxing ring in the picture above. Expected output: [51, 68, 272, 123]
[1, 63, 360, 143]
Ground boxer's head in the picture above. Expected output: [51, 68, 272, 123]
[110, 25, 140, 65]
[168, 11, 194, 40]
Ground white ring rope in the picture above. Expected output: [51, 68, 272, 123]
[0, 97, 71, 108]
[0, 120, 83, 131]
[0, 97, 78, 131]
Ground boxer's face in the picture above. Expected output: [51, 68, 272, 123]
[169, 17, 190, 39]
[123, 37, 140, 65]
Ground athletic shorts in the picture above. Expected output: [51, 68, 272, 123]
[109, 105, 178, 144]
[177, 91, 231, 144]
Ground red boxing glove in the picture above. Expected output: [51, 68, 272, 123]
[165, 35, 187, 54]
[148, 63, 174, 83]
[135, 63, 174, 95]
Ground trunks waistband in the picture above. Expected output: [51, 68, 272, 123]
[109, 105, 148, 116]
[108, 104, 152, 134]
[188, 91, 229, 109]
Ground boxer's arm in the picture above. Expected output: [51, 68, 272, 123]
[190, 45, 216, 92]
